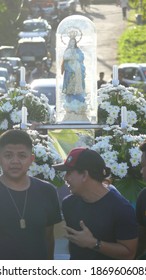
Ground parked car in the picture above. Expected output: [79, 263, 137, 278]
[18, 18, 52, 46]
[1, 57, 22, 74]
[118, 63, 146, 92]
[0, 67, 9, 84]
[16, 37, 51, 71]
[30, 78, 57, 106]
[0, 77, 8, 94]
[0, 57, 23, 85]
[29, 3, 59, 27]
[57, 0, 76, 20]
[0, 46, 15, 57]
[0, 60, 13, 76]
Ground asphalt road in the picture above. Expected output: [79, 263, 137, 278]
[50, 3, 127, 82]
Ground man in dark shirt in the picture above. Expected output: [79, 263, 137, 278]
[97, 72, 107, 89]
[0, 129, 62, 259]
[53, 147, 138, 260]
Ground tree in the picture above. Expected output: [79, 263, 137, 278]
[0, 0, 28, 45]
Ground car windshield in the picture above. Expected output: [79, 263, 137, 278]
[23, 22, 47, 32]
[33, 86, 56, 105]
[0, 69, 9, 80]
[17, 42, 47, 57]
[0, 48, 15, 57]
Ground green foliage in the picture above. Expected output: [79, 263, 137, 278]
[117, 0, 146, 63]
[129, 0, 139, 9]
[0, 0, 29, 45]
[118, 24, 146, 63]
[115, 177, 146, 205]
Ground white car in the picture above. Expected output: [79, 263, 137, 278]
[30, 78, 57, 107]
[0, 77, 8, 94]
[16, 37, 49, 69]
[57, 0, 76, 19]
[18, 18, 52, 45]
[118, 63, 146, 92]
[0, 67, 10, 83]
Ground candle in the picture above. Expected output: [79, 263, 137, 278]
[121, 106, 127, 129]
[21, 106, 27, 125]
[112, 65, 119, 86]
[20, 66, 26, 87]
[121, 106, 127, 123]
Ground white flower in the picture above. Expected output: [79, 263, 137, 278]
[127, 111, 137, 125]
[98, 83, 146, 128]
[0, 119, 8, 130]
[28, 162, 39, 176]
[34, 144, 48, 160]
[129, 147, 142, 167]
[10, 109, 21, 123]
[41, 164, 56, 180]
[117, 162, 128, 178]
[2, 102, 13, 112]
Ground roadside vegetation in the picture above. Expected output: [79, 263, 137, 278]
[0, 0, 29, 45]
[117, 0, 146, 63]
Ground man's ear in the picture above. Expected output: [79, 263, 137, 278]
[82, 170, 89, 181]
[31, 154, 35, 162]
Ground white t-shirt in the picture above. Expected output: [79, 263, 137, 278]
[119, 0, 128, 8]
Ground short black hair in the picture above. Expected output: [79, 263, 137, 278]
[0, 129, 32, 150]
[77, 166, 111, 182]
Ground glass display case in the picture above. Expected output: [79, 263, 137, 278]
[56, 15, 97, 124]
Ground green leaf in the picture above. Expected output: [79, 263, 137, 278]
[114, 178, 146, 204]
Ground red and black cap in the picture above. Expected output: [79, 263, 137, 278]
[52, 147, 106, 175]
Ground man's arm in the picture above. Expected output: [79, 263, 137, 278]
[64, 220, 138, 259]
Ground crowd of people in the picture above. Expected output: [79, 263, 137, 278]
[0, 128, 146, 260]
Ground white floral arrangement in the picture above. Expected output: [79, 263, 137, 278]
[0, 86, 55, 131]
[92, 126, 146, 180]
[27, 130, 64, 186]
[90, 83, 146, 203]
[97, 83, 146, 130]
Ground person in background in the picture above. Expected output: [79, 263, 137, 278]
[136, 140, 146, 259]
[52, 147, 138, 260]
[30, 61, 48, 82]
[117, 0, 129, 20]
[0, 129, 62, 260]
[97, 72, 107, 89]
[118, 68, 129, 86]
[79, 0, 89, 11]
[109, 69, 129, 87]
[103, 177, 121, 195]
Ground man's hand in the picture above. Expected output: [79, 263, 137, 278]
[64, 220, 96, 248]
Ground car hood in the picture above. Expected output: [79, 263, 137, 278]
[18, 31, 49, 38]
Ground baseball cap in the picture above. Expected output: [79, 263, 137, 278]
[52, 147, 106, 174]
